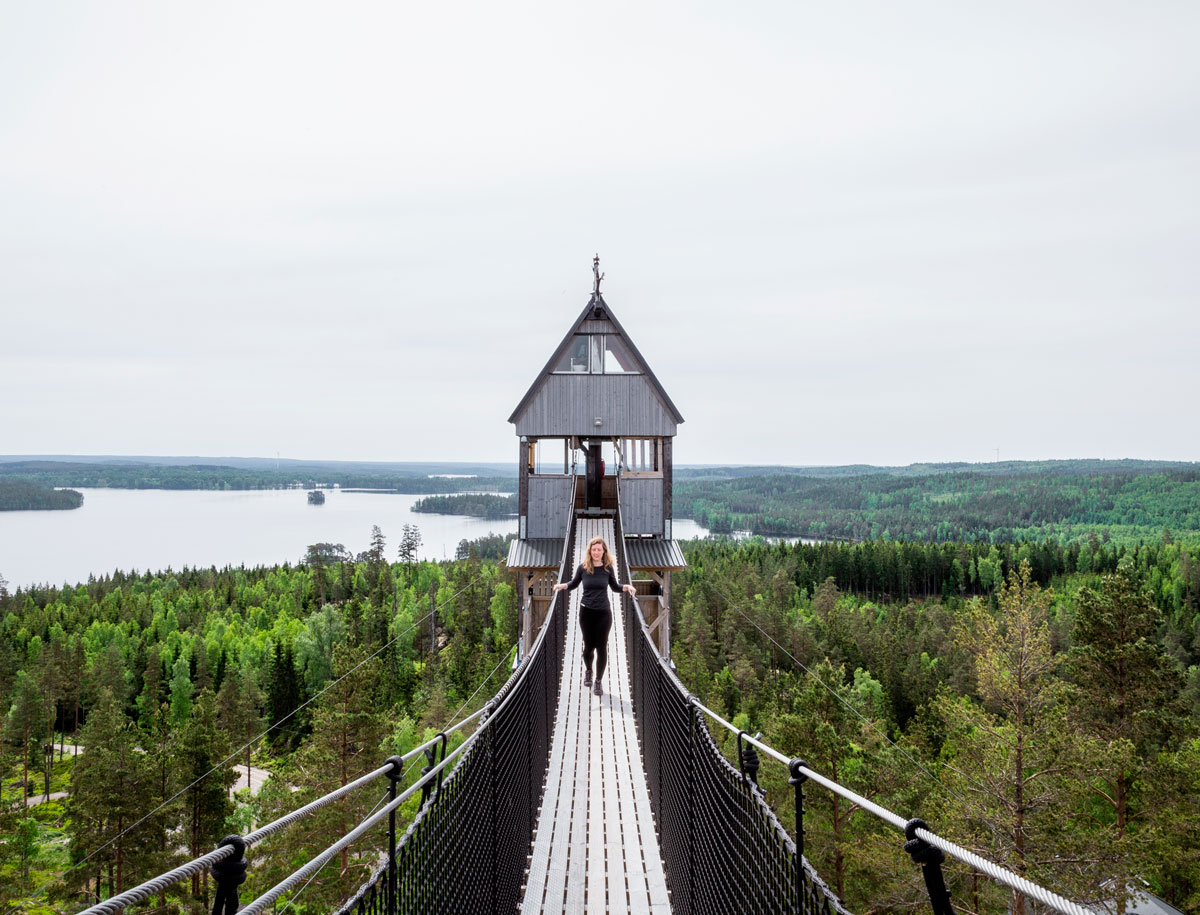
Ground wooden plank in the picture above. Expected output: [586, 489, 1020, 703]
[520, 515, 671, 914]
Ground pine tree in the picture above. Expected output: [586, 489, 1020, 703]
[66, 690, 167, 902]
[936, 563, 1098, 913]
[5, 670, 47, 802]
[775, 658, 905, 907]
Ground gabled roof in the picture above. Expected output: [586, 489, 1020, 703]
[508, 293, 685, 426]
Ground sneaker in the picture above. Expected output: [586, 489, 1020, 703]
[593, 680, 603, 697]
[583, 669, 592, 687]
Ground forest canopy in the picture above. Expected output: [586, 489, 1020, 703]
[668, 534, 1200, 912]
[0, 529, 519, 912]
[674, 462, 1200, 545]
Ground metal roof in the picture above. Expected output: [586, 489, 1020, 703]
[506, 538, 566, 570]
[508, 293, 685, 427]
[625, 538, 687, 571]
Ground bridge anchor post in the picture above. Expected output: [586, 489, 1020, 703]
[788, 758, 809, 913]
[385, 755, 404, 915]
[904, 818, 953, 915]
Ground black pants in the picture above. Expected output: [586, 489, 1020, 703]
[579, 605, 613, 680]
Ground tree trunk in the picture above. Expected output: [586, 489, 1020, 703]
[115, 814, 124, 895]
[21, 725, 30, 802]
[1013, 730, 1026, 915]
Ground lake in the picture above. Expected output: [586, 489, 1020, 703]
[0, 488, 710, 589]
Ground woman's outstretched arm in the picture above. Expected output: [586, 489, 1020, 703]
[553, 565, 584, 592]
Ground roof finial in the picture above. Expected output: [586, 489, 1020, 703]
[593, 254, 604, 296]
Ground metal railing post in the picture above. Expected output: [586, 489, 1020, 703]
[384, 756, 402, 915]
[904, 818, 953, 915]
[738, 731, 763, 793]
[489, 703, 499, 914]
[687, 697, 699, 915]
[209, 836, 247, 915]
[788, 759, 809, 914]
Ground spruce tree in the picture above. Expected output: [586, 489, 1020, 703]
[216, 665, 266, 791]
[172, 690, 234, 902]
[1068, 572, 1188, 893]
[252, 645, 386, 909]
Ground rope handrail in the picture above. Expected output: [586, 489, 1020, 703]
[240, 736, 473, 915]
[329, 505, 575, 915]
[616, 500, 850, 915]
[690, 688, 1092, 915]
[76, 702, 492, 915]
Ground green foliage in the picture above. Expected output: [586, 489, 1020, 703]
[675, 462, 1200, 545]
[0, 536, 520, 913]
[669, 539, 1200, 912]
[412, 493, 517, 518]
[454, 531, 516, 561]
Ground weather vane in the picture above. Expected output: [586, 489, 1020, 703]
[593, 254, 604, 295]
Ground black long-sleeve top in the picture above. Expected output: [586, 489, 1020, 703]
[565, 563, 623, 611]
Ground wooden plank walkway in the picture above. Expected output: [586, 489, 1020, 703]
[521, 517, 672, 914]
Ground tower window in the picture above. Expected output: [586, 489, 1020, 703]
[553, 335, 641, 374]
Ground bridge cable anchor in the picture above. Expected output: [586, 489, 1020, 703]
[904, 818, 953, 915]
[209, 835, 247, 915]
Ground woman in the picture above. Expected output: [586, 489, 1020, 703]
[554, 536, 636, 697]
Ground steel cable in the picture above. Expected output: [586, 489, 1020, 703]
[71, 560, 503, 915]
[693, 691, 1091, 915]
[275, 787, 393, 915]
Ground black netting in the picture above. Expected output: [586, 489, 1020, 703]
[616, 511, 852, 915]
[338, 517, 573, 915]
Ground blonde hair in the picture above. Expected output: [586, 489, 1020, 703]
[583, 536, 614, 574]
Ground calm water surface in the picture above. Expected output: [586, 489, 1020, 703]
[0, 488, 709, 589]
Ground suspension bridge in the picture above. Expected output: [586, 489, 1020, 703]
[75, 486, 1090, 915]
[74, 270, 1093, 915]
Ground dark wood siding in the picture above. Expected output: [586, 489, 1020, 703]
[528, 475, 574, 538]
[518, 439, 530, 520]
[622, 476, 663, 536]
[513, 375, 678, 437]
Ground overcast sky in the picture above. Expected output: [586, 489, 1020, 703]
[2, 1, 1197, 467]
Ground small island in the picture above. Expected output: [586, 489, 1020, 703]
[412, 493, 516, 519]
[0, 479, 83, 511]
[307, 489, 326, 505]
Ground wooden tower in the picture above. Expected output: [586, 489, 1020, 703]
[506, 259, 686, 658]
